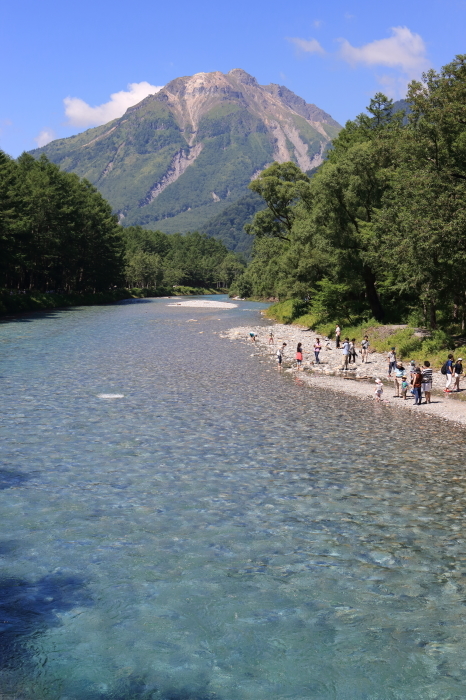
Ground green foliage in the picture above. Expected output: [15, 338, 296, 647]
[264, 299, 308, 324]
[0, 151, 244, 305]
[0, 151, 123, 292]
[122, 226, 245, 290]
[242, 57, 466, 333]
[200, 190, 265, 255]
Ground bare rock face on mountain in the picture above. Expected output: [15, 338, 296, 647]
[32, 70, 341, 241]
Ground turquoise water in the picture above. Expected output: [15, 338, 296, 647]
[1, 296, 466, 700]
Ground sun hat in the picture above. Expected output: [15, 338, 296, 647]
[458, 357, 463, 361]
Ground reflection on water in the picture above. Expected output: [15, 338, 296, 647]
[1, 297, 466, 699]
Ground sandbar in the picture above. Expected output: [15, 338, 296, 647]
[167, 300, 238, 309]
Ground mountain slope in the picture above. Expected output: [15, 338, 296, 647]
[31, 69, 341, 236]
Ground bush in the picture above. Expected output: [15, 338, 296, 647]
[265, 299, 310, 324]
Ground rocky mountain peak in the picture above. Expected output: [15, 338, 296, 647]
[227, 69, 258, 86]
[31, 68, 341, 243]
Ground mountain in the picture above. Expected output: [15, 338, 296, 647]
[31, 69, 341, 246]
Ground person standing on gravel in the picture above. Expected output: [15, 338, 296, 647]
[387, 347, 397, 377]
[296, 342, 303, 370]
[335, 325, 341, 349]
[314, 338, 322, 364]
[374, 378, 383, 402]
[422, 360, 433, 404]
[412, 367, 423, 405]
[444, 354, 454, 392]
[401, 376, 409, 400]
[268, 330, 274, 345]
[409, 359, 416, 383]
[341, 337, 350, 370]
[454, 357, 463, 392]
[394, 361, 404, 397]
[276, 343, 286, 370]
[361, 335, 370, 363]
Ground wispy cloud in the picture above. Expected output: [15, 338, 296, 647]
[313, 19, 323, 28]
[35, 128, 56, 147]
[338, 26, 429, 78]
[0, 118, 13, 140]
[287, 37, 325, 55]
[64, 81, 163, 128]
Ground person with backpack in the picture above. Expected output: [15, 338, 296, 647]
[442, 354, 454, 392]
[412, 366, 423, 405]
[348, 338, 357, 364]
[454, 357, 463, 392]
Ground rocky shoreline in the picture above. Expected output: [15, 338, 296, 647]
[222, 322, 466, 427]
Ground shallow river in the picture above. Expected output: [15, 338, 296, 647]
[1, 296, 466, 700]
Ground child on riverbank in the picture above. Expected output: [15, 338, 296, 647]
[296, 342, 303, 370]
[401, 376, 409, 400]
[374, 378, 383, 402]
[314, 338, 322, 364]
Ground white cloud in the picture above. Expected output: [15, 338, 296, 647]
[35, 128, 56, 148]
[312, 19, 323, 28]
[287, 37, 325, 55]
[339, 26, 429, 78]
[377, 73, 412, 99]
[64, 81, 163, 128]
[0, 118, 13, 138]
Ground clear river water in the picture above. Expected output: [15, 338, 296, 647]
[1, 296, 466, 700]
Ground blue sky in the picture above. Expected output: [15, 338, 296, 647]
[1, 0, 465, 157]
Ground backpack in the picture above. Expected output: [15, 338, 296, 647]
[441, 362, 448, 375]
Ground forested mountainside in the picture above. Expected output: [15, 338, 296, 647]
[30, 69, 341, 243]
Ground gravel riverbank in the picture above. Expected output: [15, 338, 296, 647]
[222, 322, 466, 427]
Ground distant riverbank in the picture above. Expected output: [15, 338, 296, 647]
[223, 322, 466, 427]
[0, 286, 226, 317]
